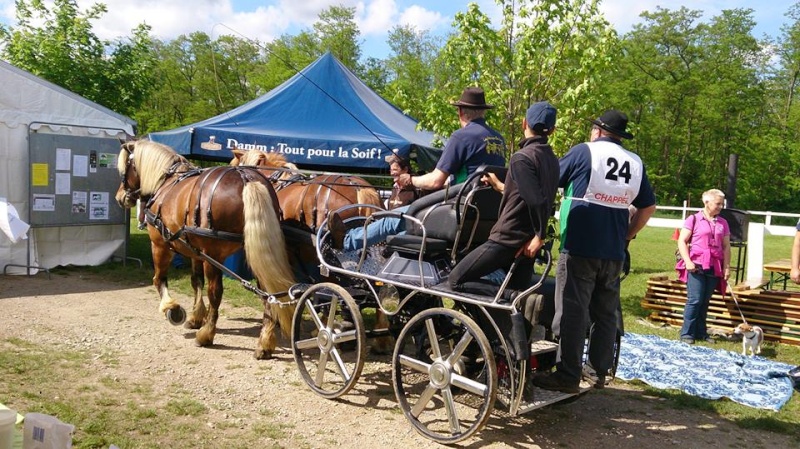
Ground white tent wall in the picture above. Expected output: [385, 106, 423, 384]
[0, 61, 135, 275]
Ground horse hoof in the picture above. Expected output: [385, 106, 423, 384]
[254, 349, 273, 360]
[166, 307, 186, 326]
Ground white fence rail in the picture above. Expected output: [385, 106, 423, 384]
[651, 203, 799, 281]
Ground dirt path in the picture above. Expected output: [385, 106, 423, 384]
[0, 272, 796, 448]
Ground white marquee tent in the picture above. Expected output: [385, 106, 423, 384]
[0, 60, 136, 275]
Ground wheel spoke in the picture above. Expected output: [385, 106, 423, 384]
[450, 373, 488, 396]
[294, 336, 318, 351]
[314, 350, 330, 387]
[325, 295, 340, 328]
[398, 353, 431, 374]
[441, 387, 462, 434]
[424, 318, 442, 359]
[410, 384, 439, 418]
[304, 301, 325, 330]
[331, 329, 358, 344]
[445, 331, 473, 366]
[329, 348, 352, 383]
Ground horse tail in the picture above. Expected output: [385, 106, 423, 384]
[242, 182, 296, 337]
[356, 185, 382, 216]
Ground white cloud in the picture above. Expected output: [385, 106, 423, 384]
[357, 0, 398, 36]
[398, 6, 446, 32]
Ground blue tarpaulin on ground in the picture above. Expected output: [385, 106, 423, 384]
[616, 333, 795, 410]
[148, 52, 440, 172]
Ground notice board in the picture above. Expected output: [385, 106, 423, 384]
[29, 130, 126, 227]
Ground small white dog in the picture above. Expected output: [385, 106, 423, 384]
[734, 323, 764, 356]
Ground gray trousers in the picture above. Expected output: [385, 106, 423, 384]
[552, 253, 623, 382]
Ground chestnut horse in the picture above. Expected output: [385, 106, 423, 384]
[231, 149, 393, 353]
[115, 141, 296, 359]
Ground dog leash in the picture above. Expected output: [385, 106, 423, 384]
[724, 287, 749, 325]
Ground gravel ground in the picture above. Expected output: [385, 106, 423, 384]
[0, 271, 797, 448]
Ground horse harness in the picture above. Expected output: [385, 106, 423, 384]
[273, 173, 363, 233]
[144, 166, 273, 245]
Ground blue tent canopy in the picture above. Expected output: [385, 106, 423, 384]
[149, 52, 441, 172]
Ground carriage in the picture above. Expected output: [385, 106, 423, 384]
[286, 165, 623, 443]
[116, 141, 621, 444]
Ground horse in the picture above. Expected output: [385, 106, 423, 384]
[115, 140, 296, 359]
[230, 149, 394, 353]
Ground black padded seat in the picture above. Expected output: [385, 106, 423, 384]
[385, 233, 449, 256]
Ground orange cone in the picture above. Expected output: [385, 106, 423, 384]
[671, 228, 681, 240]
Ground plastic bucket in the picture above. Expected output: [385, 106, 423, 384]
[0, 408, 16, 449]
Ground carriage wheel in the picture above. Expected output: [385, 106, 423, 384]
[391, 307, 496, 444]
[291, 282, 366, 399]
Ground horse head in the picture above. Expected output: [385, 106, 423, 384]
[230, 148, 297, 181]
[115, 140, 194, 208]
[115, 141, 141, 208]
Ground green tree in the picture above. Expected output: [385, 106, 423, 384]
[420, 0, 617, 154]
[0, 0, 157, 117]
[610, 7, 768, 207]
[382, 25, 441, 121]
[314, 5, 362, 73]
[138, 32, 265, 133]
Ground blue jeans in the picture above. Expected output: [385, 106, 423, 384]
[680, 269, 718, 340]
[343, 205, 408, 251]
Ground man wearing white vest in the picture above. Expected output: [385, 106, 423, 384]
[534, 110, 656, 394]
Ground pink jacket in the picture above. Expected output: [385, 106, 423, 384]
[675, 211, 730, 292]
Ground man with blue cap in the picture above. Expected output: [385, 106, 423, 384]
[448, 101, 560, 297]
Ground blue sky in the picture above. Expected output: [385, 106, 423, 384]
[0, 0, 795, 58]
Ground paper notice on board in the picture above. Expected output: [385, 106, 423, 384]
[72, 191, 87, 214]
[55, 172, 70, 195]
[56, 148, 71, 170]
[73, 154, 88, 177]
[89, 191, 109, 220]
[32, 194, 55, 211]
[32, 163, 49, 186]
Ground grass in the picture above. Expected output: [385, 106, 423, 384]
[3, 214, 800, 445]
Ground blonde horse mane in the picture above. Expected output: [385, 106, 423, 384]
[231, 149, 298, 179]
[119, 141, 194, 197]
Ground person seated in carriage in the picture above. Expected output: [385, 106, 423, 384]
[384, 150, 428, 210]
[447, 101, 559, 299]
[328, 86, 507, 251]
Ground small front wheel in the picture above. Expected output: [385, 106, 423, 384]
[291, 282, 366, 399]
[391, 307, 496, 444]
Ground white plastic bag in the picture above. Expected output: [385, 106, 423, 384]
[22, 413, 74, 449]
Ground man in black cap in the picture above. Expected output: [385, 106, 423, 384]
[533, 109, 656, 394]
[448, 101, 559, 296]
[329, 87, 506, 251]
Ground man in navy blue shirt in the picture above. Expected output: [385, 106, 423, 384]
[330, 87, 506, 251]
[533, 109, 656, 394]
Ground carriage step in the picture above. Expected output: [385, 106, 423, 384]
[530, 339, 558, 355]
[516, 382, 593, 414]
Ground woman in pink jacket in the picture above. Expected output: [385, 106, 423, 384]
[675, 189, 731, 344]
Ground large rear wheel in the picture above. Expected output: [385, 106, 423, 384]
[391, 307, 496, 444]
[291, 282, 366, 399]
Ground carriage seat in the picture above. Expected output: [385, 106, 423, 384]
[385, 165, 507, 259]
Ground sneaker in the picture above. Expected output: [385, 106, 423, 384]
[702, 336, 715, 344]
[680, 336, 695, 345]
[327, 211, 346, 249]
[531, 371, 580, 394]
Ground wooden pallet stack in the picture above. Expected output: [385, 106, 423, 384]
[642, 276, 800, 346]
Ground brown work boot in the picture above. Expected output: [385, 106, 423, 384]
[327, 211, 346, 250]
